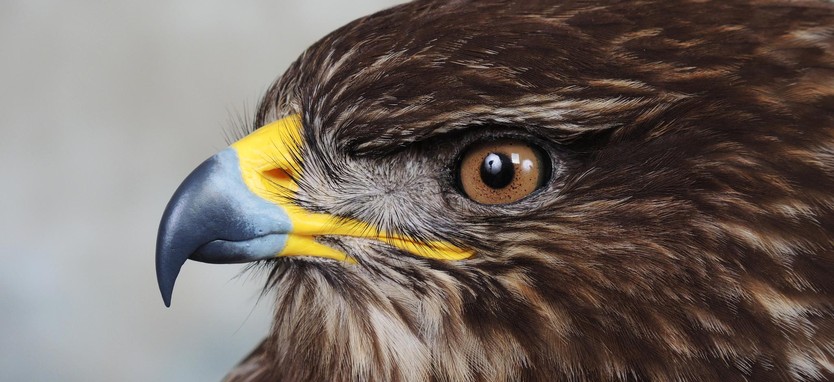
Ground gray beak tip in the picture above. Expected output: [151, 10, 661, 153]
[156, 255, 177, 308]
[156, 204, 188, 308]
[154, 149, 291, 307]
[155, 155, 217, 308]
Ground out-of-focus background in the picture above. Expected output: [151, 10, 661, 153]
[0, 1, 404, 380]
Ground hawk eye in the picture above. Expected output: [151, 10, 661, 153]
[458, 139, 549, 205]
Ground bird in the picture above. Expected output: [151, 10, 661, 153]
[155, 0, 834, 381]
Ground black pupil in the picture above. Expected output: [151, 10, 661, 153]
[480, 152, 514, 189]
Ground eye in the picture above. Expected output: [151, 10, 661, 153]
[458, 139, 550, 205]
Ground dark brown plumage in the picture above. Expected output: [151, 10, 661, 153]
[199, 0, 834, 380]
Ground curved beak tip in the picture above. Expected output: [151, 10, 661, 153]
[154, 153, 222, 308]
[154, 148, 293, 307]
[156, 217, 187, 308]
[156, 254, 179, 308]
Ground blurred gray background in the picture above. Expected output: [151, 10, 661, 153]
[0, 1, 404, 380]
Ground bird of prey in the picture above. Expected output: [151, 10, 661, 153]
[156, 0, 834, 380]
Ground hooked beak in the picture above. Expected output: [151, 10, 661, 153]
[155, 114, 472, 307]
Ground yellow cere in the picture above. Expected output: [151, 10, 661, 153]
[229, 114, 474, 262]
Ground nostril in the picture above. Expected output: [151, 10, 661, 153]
[264, 168, 293, 182]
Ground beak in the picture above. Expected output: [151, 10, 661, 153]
[156, 114, 472, 306]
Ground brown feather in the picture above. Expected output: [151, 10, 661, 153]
[229, 0, 834, 380]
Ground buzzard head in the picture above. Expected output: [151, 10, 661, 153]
[157, 0, 834, 380]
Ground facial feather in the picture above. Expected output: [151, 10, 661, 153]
[220, 0, 834, 381]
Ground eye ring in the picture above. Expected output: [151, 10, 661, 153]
[457, 139, 550, 205]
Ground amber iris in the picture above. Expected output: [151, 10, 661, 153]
[459, 139, 548, 204]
